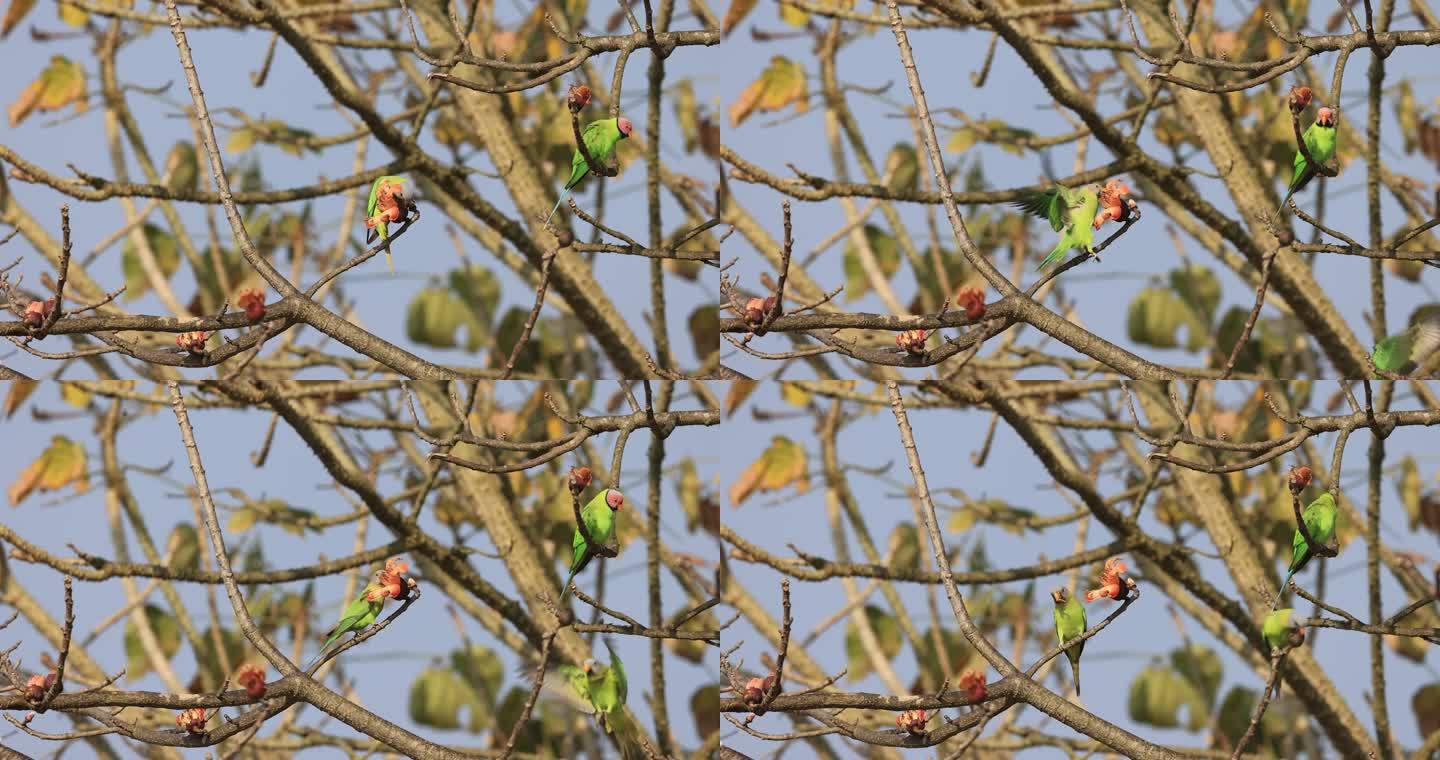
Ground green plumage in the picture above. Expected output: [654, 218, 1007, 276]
[314, 579, 386, 666]
[1371, 319, 1440, 373]
[588, 642, 628, 733]
[366, 175, 407, 273]
[545, 643, 632, 754]
[1274, 121, 1336, 219]
[1051, 588, 1087, 696]
[1262, 608, 1298, 651]
[1273, 493, 1337, 609]
[548, 119, 627, 222]
[1012, 184, 1100, 270]
[559, 489, 620, 602]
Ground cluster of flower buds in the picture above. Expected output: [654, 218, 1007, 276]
[958, 669, 987, 702]
[569, 466, 593, 495]
[236, 663, 266, 698]
[24, 672, 57, 702]
[1095, 178, 1140, 230]
[1085, 556, 1134, 603]
[568, 84, 593, 113]
[957, 286, 985, 319]
[237, 288, 265, 320]
[1288, 465, 1313, 494]
[896, 328, 927, 355]
[744, 295, 779, 328]
[742, 674, 776, 707]
[896, 708, 929, 736]
[1288, 85, 1314, 114]
[22, 297, 56, 328]
[176, 331, 209, 355]
[175, 707, 209, 734]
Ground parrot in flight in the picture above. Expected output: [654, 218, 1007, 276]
[1272, 493, 1337, 609]
[559, 488, 624, 602]
[543, 642, 634, 755]
[1371, 315, 1440, 374]
[365, 176, 416, 273]
[547, 117, 634, 223]
[307, 558, 409, 669]
[1012, 184, 1101, 270]
[1051, 587, 1087, 696]
[1273, 106, 1338, 220]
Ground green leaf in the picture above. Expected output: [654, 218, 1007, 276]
[1169, 644, 1222, 708]
[405, 264, 498, 353]
[691, 684, 720, 739]
[195, 626, 247, 689]
[914, 625, 974, 684]
[165, 142, 199, 194]
[688, 305, 719, 365]
[842, 224, 900, 303]
[1216, 686, 1286, 754]
[123, 604, 181, 679]
[120, 224, 180, 302]
[1168, 264, 1221, 326]
[843, 605, 903, 681]
[1126, 286, 1208, 351]
[450, 645, 504, 715]
[1414, 683, 1440, 738]
[408, 667, 485, 732]
[885, 143, 919, 194]
[167, 523, 200, 573]
[1127, 663, 1208, 731]
[888, 522, 921, 573]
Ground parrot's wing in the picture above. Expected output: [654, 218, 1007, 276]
[1012, 187, 1066, 232]
[605, 641, 627, 704]
[541, 669, 598, 714]
[366, 177, 383, 217]
[1372, 332, 1414, 371]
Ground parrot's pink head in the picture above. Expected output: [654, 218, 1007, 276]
[1316, 107, 1336, 127]
[617, 117, 634, 138]
[605, 489, 625, 511]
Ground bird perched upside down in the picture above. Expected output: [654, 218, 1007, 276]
[365, 176, 418, 273]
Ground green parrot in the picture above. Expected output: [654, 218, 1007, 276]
[365, 175, 410, 273]
[547, 117, 634, 222]
[304, 573, 388, 670]
[543, 642, 634, 755]
[1262, 608, 1304, 652]
[1272, 492, 1338, 609]
[1051, 587, 1087, 696]
[559, 488, 625, 602]
[1371, 316, 1440, 374]
[1273, 106, 1338, 220]
[1012, 184, 1101, 270]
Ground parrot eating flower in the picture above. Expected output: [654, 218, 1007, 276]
[559, 488, 624, 602]
[1274, 106, 1338, 220]
[1013, 183, 1101, 270]
[1051, 587, 1087, 696]
[308, 557, 410, 669]
[547, 117, 634, 223]
[1272, 492, 1337, 609]
[365, 176, 416, 273]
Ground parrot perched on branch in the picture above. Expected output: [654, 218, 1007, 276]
[1272, 493, 1337, 610]
[1371, 315, 1440, 374]
[307, 558, 409, 669]
[1262, 608, 1305, 652]
[559, 489, 624, 602]
[547, 117, 634, 223]
[1051, 587, 1087, 696]
[365, 176, 415, 273]
[1012, 184, 1101, 270]
[1273, 106, 1338, 220]
[545, 642, 633, 753]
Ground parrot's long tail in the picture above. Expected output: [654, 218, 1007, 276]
[1273, 567, 1298, 610]
[385, 251, 394, 275]
[558, 566, 580, 603]
[1036, 241, 1066, 271]
[546, 187, 573, 223]
[1273, 189, 1296, 221]
[1070, 655, 1081, 697]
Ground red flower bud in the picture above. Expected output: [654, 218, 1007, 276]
[1289, 85, 1313, 113]
[1289, 466, 1312, 492]
[22, 297, 56, 328]
[570, 466, 593, 493]
[744, 297, 767, 326]
[896, 328, 928, 355]
[176, 707, 209, 734]
[176, 331, 209, 355]
[743, 674, 775, 706]
[957, 287, 986, 319]
[958, 669, 987, 702]
[236, 663, 266, 698]
[237, 288, 265, 320]
[568, 84, 593, 112]
[24, 672, 56, 702]
[896, 708, 929, 735]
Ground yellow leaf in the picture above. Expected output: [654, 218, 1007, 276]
[9, 435, 88, 506]
[59, 383, 91, 408]
[3, 379, 37, 419]
[729, 56, 807, 128]
[947, 128, 978, 153]
[722, 0, 757, 34]
[724, 378, 757, 418]
[729, 436, 807, 506]
[779, 2, 808, 25]
[780, 383, 811, 407]
[9, 56, 85, 127]
[58, 1, 85, 26]
[1, 0, 35, 37]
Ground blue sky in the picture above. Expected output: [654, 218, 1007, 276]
[0, 381, 719, 756]
[1, 0, 719, 377]
[718, 381, 1440, 757]
[718, 3, 1440, 379]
